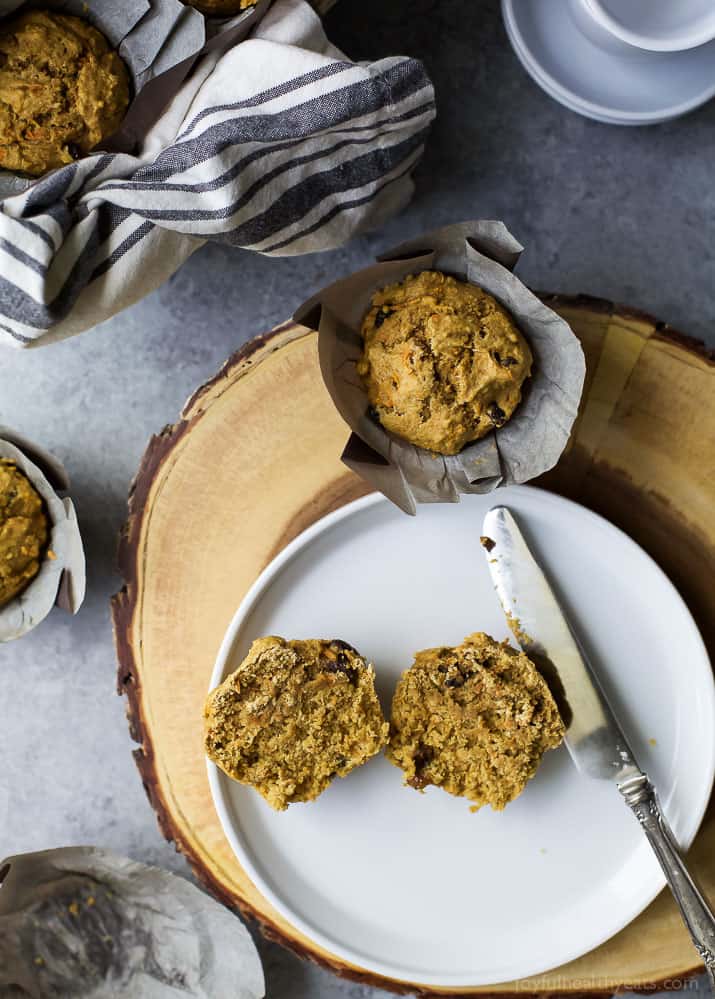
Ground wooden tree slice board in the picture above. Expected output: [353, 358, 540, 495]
[112, 297, 715, 997]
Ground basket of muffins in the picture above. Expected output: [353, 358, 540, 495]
[0, 428, 84, 641]
[0, 0, 265, 191]
[205, 632, 564, 811]
[295, 220, 586, 513]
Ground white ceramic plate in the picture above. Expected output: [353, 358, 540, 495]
[502, 0, 715, 125]
[208, 487, 715, 987]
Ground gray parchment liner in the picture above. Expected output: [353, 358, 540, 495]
[294, 221, 586, 515]
[0, 0, 271, 197]
[0, 429, 85, 641]
[0, 847, 265, 999]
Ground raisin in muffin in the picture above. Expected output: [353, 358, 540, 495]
[0, 11, 130, 176]
[357, 271, 532, 455]
[0, 459, 49, 607]
[205, 636, 388, 810]
[387, 632, 564, 810]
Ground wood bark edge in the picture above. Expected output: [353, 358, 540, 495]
[111, 297, 709, 998]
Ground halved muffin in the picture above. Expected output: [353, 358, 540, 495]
[387, 632, 564, 810]
[204, 636, 388, 810]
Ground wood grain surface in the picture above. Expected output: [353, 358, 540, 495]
[112, 297, 715, 997]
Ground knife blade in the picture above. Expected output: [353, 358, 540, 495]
[481, 505, 715, 983]
[481, 505, 641, 784]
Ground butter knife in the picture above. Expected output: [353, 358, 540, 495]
[482, 505, 715, 987]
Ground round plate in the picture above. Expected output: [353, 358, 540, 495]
[502, 0, 715, 125]
[208, 486, 715, 987]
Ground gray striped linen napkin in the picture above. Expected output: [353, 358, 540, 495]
[0, 0, 435, 348]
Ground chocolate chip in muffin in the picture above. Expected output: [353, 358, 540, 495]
[487, 402, 507, 427]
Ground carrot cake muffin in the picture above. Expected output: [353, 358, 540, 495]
[183, 0, 257, 15]
[205, 636, 389, 810]
[357, 271, 532, 455]
[0, 459, 49, 607]
[0, 11, 130, 176]
[387, 632, 564, 810]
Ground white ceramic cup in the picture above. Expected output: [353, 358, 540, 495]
[582, 0, 715, 51]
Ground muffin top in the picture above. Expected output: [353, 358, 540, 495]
[387, 632, 564, 810]
[182, 0, 258, 16]
[0, 459, 49, 608]
[357, 270, 532, 455]
[0, 11, 130, 176]
[204, 636, 389, 810]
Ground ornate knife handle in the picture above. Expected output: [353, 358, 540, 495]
[619, 774, 715, 989]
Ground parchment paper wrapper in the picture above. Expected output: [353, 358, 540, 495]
[294, 221, 586, 515]
[0, 427, 85, 641]
[103, 0, 274, 155]
[0, 847, 265, 999]
[0, 0, 209, 196]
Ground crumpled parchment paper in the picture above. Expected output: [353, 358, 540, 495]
[0, 847, 265, 999]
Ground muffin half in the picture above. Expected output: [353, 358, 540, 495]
[387, 632, 564, 810]
[205, 636, 388, 810]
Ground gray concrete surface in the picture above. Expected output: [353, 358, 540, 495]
[1, 0, 713, 995]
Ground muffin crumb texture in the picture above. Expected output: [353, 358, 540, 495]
[204, 636, 389, 810]
[0, 459, 49, 608]
[0, 11, 130, 176]
[387, 632, 564, 810]
[358, 270, 532, 455]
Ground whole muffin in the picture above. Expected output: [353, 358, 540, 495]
[357, 271, 532, 455]
[0, 459, 49, 608]
[183, 0, 257, 15]
[387, 632, 564, 810]
[205, 636, 389, 810]
[0, 11, 130, 176]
